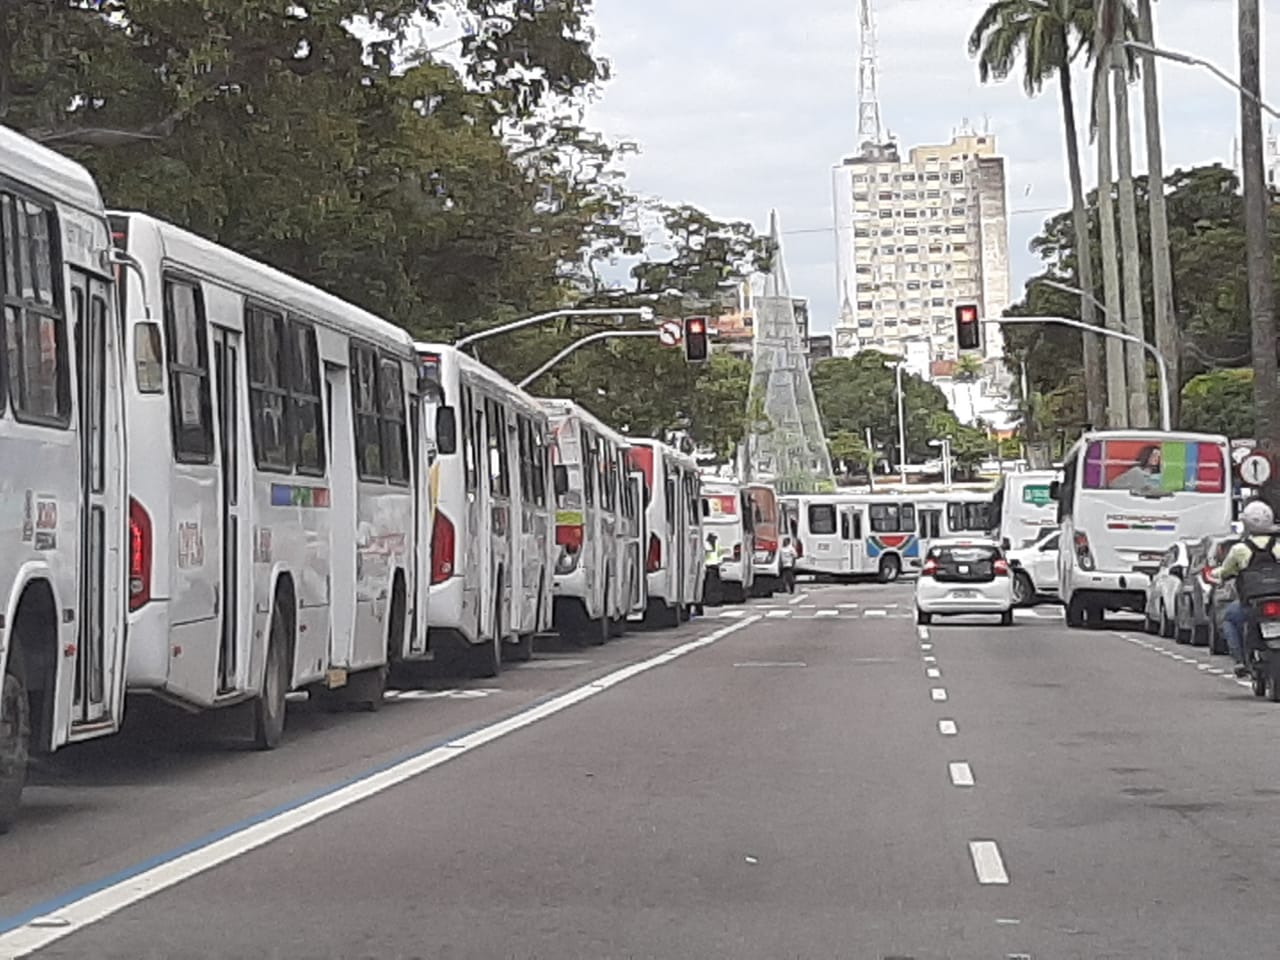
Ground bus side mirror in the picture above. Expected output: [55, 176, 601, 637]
[434, 406, 458, 455]
[1048, 480, 1061, 501]
[553, 465, 569, 497]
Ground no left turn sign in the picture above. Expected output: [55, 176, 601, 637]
[1240, 453, 1272, 487]
[658, 320, 682, 347]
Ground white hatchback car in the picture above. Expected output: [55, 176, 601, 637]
[915, 538, 1016, 626]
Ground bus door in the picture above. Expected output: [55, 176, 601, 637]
[483, 397, 512, 639]
[627, 471, 646, 615]
[213, 327, 249, 692]
[409, 394, 433, 656]
[918, 507, 943, 555]
[70, 271, 124, 727]
[839, 503, 865, 574]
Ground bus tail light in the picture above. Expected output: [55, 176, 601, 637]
[431, 511, 455, 585]
[646, 533, 662, 573]
[1073, 531, 1095, 571]
[556, 525, 583, 551]
[1261, 599, 1280, 620]
[129, 497, 152, 610]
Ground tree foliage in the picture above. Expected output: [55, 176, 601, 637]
[1181, 368, 1254, 438]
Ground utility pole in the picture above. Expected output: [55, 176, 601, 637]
[1239, 0, 1280, 507]
[1094, 14, 1129, 428]
[1137, 0, 1179, 427]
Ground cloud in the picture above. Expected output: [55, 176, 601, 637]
[587, 0, 1280, 333]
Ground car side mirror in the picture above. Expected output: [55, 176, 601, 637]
[434, 405, 457, 455]
[553, 464, 569, 497]
[1048, 480, 1061, 500]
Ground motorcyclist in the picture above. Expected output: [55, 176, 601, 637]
[1210, 500, 1280, 678]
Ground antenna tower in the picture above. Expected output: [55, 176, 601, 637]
[857, 0, 884, 147]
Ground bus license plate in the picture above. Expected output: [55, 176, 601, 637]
[1261, 621, 1280, 640]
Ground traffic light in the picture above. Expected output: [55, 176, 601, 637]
[684, 316, 709, 362]
[954, 303, 981, 352]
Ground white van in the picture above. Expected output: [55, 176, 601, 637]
[700, 478, 755, 603]
[990, 470, 1060, 549]
[1055, 430, 1233, 627]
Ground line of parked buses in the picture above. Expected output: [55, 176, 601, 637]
[0, 124, 1243, 830]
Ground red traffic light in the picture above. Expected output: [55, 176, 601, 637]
[684, 316, 709, 362]
[954, 303, 981, 351]
[687, 317, 705, 334]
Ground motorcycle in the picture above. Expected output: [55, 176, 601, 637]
[1244, 592, 1280, 700]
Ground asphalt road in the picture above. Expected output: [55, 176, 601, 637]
[4, 580, 1280, 958]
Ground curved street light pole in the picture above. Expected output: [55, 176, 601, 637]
[517, 330, 661, 390]
[455, 307, 656, 352]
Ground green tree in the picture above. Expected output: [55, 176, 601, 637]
[1180, 368, 1255, 438]
[828, 430, 870, 479]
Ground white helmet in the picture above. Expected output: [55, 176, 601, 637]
[1241, 499, 1275, 534]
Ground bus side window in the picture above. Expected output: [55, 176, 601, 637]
[163, 277, 213, 463]
[460, 385, 477, 493]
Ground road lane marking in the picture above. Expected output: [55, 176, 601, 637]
[0, 615, 764, 956]
[926, 667, 942, 678]
[949, 762, 975, 787]
[816, 609, 838, 617]
[931, 687, 948, 701]
[734, 661, 806, 668]
[969, 840, 1010, 884]
[721, 609, 746, 619]
[766, 609, 792, 618]
[938, 719, 958, 735]
[923, 655, 937, 664]
[839, 603, 859, 609]
[788, 593, 808, 605]
[865, 609, 887, 617]
[920, 643, 933, 652]
[917, 626, 929, 640]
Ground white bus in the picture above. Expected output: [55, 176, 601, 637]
[989, 470, 1059, 549]
[1054, 430, 1232, 627]
[541, 399, 637, 644]
[112, 212, 431, 747]
[0, 127, 128, 829]
[416, 344, 554, 675]
[792, 493, 920, 582]
[700, 478, 756, 603]
[627, 439, 703, 626]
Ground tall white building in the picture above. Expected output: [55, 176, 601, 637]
[1231, 128, 1280, 187]
[832, 129, 1011, 363]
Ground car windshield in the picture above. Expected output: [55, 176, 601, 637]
[931, 545, 1000, 563]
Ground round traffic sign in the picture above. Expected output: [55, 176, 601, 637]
[1240, 453, 1272, 487]
[657, 320, 682, 347]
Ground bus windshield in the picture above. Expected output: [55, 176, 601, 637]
[702, 494, 738, 519]
[1083, 438, 1225, 495]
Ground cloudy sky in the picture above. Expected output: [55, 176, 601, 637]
[585, 0, 1280, 333]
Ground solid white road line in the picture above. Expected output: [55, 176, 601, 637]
[788, 592, 808, 605]
[926, 667, 942, 679]
[949, 762, 975, 787]
[969, 840, 1010, 884]
[0, 615, 765, 958]
[931, 687, 948, 702]
[938, 719, 958, 735]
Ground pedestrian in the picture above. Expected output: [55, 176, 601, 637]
[779, 535, 797, 593]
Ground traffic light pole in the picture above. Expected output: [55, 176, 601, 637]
[454, 307, 655, 352]
[516, 330, 661, 390]
[996, 316, 1171, 431]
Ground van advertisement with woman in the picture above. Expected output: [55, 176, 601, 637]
[1056, 431, 1232, 627]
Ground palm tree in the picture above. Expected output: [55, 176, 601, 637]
[955, 353, 984, 382]
[967, 0, 1105, 428]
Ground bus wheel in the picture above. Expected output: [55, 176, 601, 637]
[586, 581, 610, 646]
[472, 598, 503, 679]
[0, 648, 31, 834]
[878, 556, 901, 583]
[253, 606, 291, 750]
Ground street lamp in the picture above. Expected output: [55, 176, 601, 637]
[1122, 40, 1280, 119]
[454, 306, 657, 351]
[1035, 277, 1109, 320]
[996, 315, 1172, 431]
[929, 438, 953, 489]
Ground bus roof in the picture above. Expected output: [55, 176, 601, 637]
[1071, 429, 1229, 447]
[415, 342, 547, 414]
[0, 125, 104, 215]
[628, 437, 698, 471]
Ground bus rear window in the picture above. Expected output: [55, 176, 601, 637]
[702, 494, 738, 518]
[1083, 439, 1225, 494]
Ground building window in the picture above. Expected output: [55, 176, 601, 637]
[930, 279, 945, 289]
[879, 210, 894, 220]
[856, 301, 874, 311]
[926, 172, 941, 182]
[855, 265, 872, 275]
[878, 191, 894, 201]
[904, 245, 919, 254]
[906, 280, 921, 291]
[951, 207, 966, 216]
[901, 173, 916, 182]
[903, 210, 917, 219]
[904, 226, 919, 237]
[880, 245, 895, 255]
[926, 189, 941, 199]
[854, 228, 869, 238]
[932, 298, 946, 308]
[950, 172, 964, 184]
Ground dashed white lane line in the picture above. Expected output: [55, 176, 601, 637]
[917, 626, 930, 640]
[838, 603, 859, 609]
[815, 609, 839, 617]
[926, 667, 942, 679]
[920, 643, 933, 652]
[949, 762, 975, 787]
[938, 719, 958, 735]
[788, 592, 808, 605]
[766, 609, 792, 618]
[969, 840, 1011, 884]
[865, 609, 887, 618]
[722, 609, 746, 619]
[0, 616, 766, 958]
[931, 687, 948, 702]
[923, 655, 937, 664]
